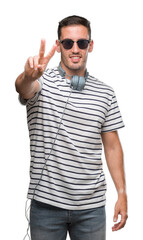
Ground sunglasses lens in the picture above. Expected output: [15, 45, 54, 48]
[60, 39, 90, 50]
[77, 40, 89, 49]
[62, 39, 74, 49]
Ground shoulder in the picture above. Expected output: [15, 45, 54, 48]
[87, 74, 114, 96]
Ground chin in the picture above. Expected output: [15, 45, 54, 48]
[68, 62, 83, 71]
[61, 59, 85, 74]
[70, 65, 81, 71]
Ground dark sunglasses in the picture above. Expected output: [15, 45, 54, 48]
[59, 38, 90, 50]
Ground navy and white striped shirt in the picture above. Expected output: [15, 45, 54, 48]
[20, 66, 124, 210]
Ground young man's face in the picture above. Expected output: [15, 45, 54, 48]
[56, 24, 93, 76]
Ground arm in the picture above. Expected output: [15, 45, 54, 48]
[101, 131, 128, 231]
[15, 72, 40, 99]
[15, 39, 57, 99]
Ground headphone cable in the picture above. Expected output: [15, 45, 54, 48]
[23, 88, 73, 240]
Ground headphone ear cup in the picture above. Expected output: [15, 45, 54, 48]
[70, 76, 85, 91]
[70, 76, 79, 90]
[78, 77, 86, 91]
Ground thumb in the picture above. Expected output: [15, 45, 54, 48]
[113, 209, 119, 222]
[37, 64, 46, 73]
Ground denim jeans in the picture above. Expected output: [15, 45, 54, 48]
[30, 200, 106, 240]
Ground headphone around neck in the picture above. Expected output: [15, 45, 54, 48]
[58, 63, 88, 91]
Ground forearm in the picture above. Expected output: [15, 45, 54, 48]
[105, 143, 126, 195]
[15, 72, 40, 99]
[102, 131, 128, 230]
[101, 131, 126, 196]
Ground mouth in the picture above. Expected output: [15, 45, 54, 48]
[70, 56, 81, 63]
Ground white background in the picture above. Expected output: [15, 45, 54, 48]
[0, 0, 143, 239]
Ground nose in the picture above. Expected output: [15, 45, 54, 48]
[72, 41, 80, 53]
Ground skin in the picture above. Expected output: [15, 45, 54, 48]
[15, 39, 57, 99]
[101, 131, 128, 231]
[56, 25, 93, 77]
[15, 24, 128, 232]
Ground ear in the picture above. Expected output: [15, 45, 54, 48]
[56, 40, 61, 53]
[88, 40, 94, 53]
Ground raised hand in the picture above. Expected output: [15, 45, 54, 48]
[24, 39, 57, 81]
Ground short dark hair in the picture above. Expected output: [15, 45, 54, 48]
[58, 15, 91, 40]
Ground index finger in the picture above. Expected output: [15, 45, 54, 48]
[112, 214, 127, 231]
[39, 39, 46, 59]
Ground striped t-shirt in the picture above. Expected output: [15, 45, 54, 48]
[20, 66, 124, 210]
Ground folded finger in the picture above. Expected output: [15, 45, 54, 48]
[33, 56, 39, 70]
[28, 57, 34, 68]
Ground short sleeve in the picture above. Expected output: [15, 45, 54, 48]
[18, 77, 43, 106]
[101, 91, 125, 132]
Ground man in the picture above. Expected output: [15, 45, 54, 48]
[15, 15, 128, 240]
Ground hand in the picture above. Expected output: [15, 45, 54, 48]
[24, 39, 57, 81]
[112, 193, 128, 231]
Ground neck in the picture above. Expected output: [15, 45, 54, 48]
[60, 62, 86, 78]
[58, 62, 88, 80]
